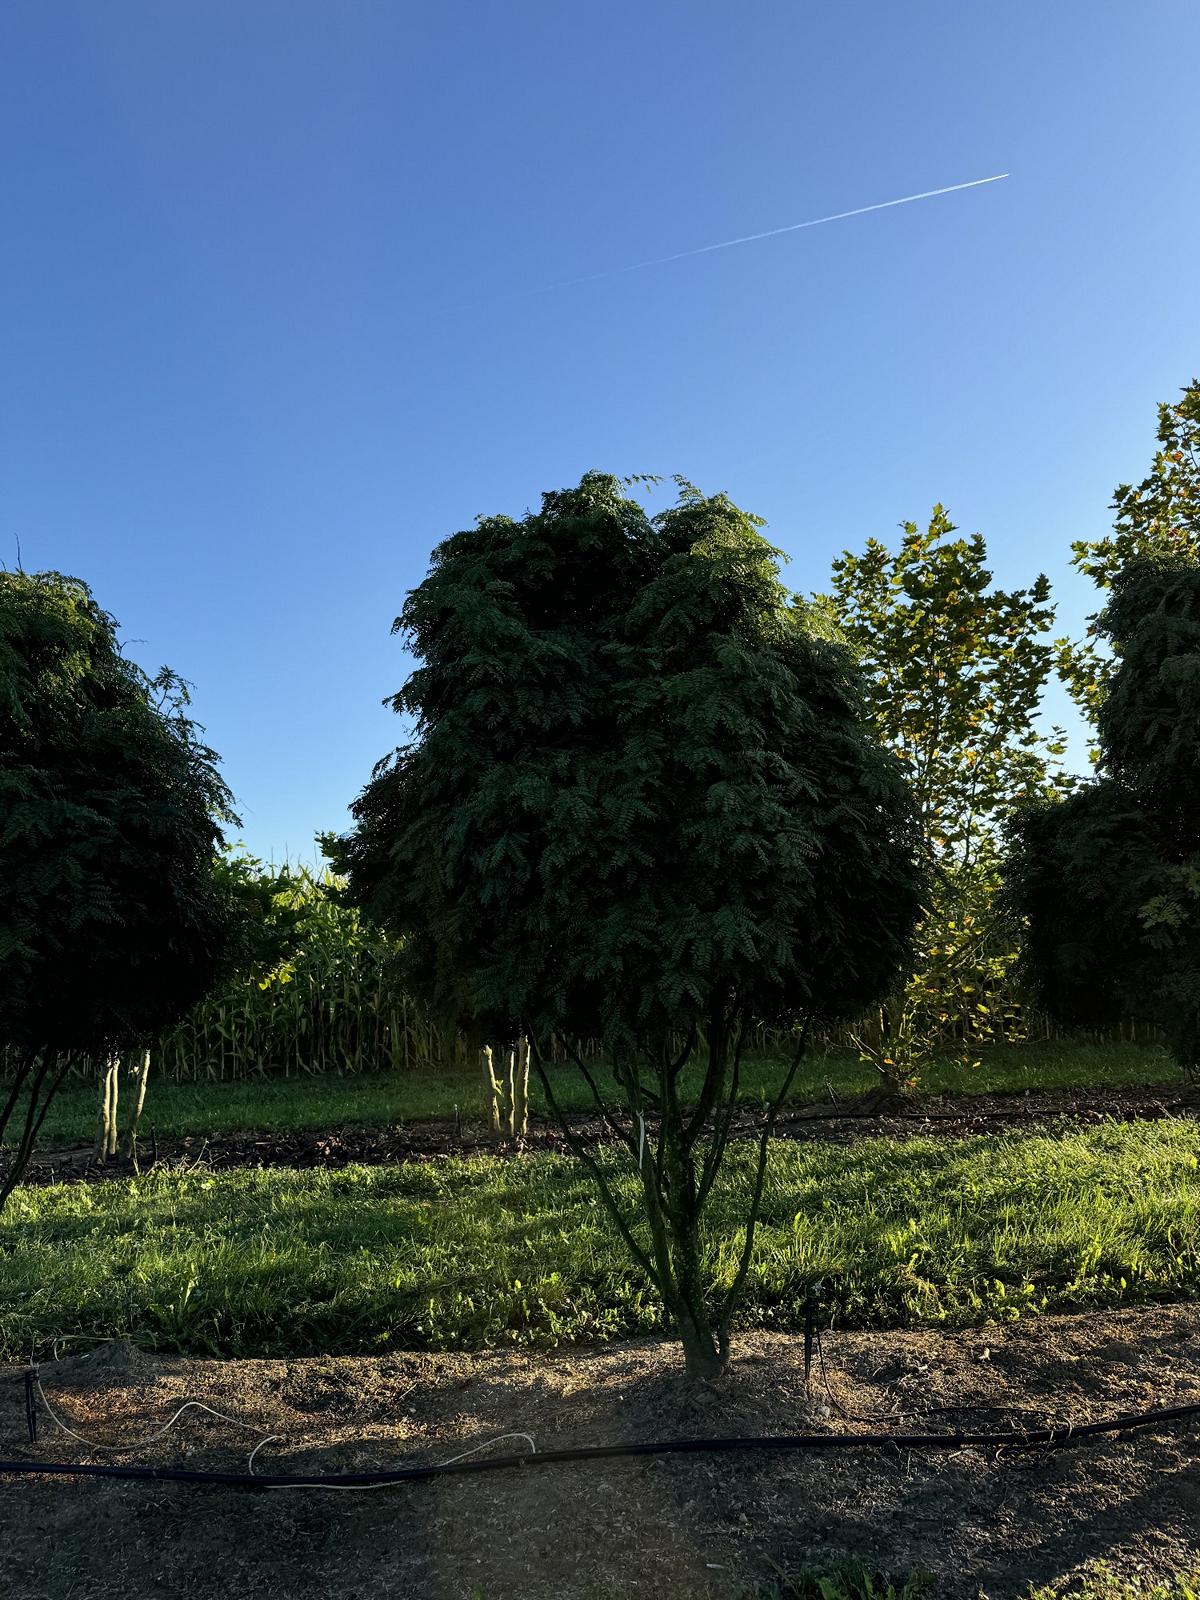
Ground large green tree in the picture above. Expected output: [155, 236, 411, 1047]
[1057, 380, 1200, 747]
[0, 571, 241, 1202]
[330, 474, 923, 1377]
[1005, 553, 1200, 1075]
[816, 510, 1068, 1081]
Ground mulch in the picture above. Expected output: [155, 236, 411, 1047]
[4, 1303, 1200, 1598]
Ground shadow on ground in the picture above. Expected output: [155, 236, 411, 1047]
[3, 1303, 1200, 1599]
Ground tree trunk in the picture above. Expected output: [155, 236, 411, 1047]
[502, 1043, 516, 1137]
[512, 1037, 529, 1137]
[676, 1305, 724, 1379]
[670, 1224, 723, 1378]
[94, 1058, 119, 1162]
[636, 1107, 725, 1380]
[481, 1046, 501, 1137]
[120, 1049, 151, 1168]
[530, 1023, 804, 1383]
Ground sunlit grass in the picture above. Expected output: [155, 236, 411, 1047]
[3, 1117, 1198, 1358]
[1026, 1571, 1200, 1599]
[10, 1040, 1176, 1147]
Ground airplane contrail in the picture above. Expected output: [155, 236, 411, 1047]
[549, 173, 1010, 288]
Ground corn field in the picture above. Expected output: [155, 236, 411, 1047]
[149, 865, 453, 1080]
[0, 857, 1162, 1088]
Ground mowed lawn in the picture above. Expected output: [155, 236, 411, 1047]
[3, 1118, 1199, 1358]
[10, 1039, 1177, 1147]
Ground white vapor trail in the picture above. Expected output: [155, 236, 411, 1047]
[550, 173, 1010, 288]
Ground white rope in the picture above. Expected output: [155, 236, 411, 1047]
[436, 1430, 536, 1468]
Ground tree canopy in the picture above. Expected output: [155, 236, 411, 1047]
[333, 473, 923, 1055]
[331, 473, 923, 1373]
[1057, 379, 1200, 743]
[816, 509, 1068, 1080]
[0, 570, 242, 1197]
[821, 507, 1066, 865]
[1005, 554, 1200, 1073]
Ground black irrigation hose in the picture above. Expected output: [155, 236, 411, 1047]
[4, 1398, 1200, 1490]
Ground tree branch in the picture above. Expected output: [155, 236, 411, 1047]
[696, 1019, 747, 1209]
[559, 1037, 640, 1157]
[717, 1017, 811, 1360]
[0, 1047, 38, 1147]
[0, 1048, 68, 1207]
[531, 1041, 664, 1295]
[681, 1010, 732, 1150]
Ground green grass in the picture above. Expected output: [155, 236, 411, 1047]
[471, 1564, 1200, 1600]
[1027, 1572, 1200, 1599]
[3, 1117, 1199, 1358]
[757, 1566, 1200, 1600]
[12, 1040, 1176, 1147]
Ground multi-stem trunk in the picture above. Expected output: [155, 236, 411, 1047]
[532, 1019, 809, 1381]
[0, 1047, 70, 1210]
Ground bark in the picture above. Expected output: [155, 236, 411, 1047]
[676, 1302, 724, 1379]
[480, 1046, 501, 1137]
[94, 1058, 120, 1162]
[663, 1200, 723, 1378]
[502, 1043, 516, 1137]
[512, 1038, 529, 1137]
[120, 1049, 152, 1168]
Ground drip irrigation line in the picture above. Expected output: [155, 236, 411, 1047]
[3, 1399, 1200, 1491]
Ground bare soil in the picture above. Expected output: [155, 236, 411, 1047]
[21, 1082, 1200, 1186]
[3, 1305, 1200, 1599]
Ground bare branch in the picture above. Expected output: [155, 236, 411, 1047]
[717, 1017, 812, 1360]
[696, 1019, 748, 1209]
[558, 1036, 639, 1156]
[530, 1041, 664, 1295]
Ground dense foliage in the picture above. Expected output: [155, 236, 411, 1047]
[1057, 380, 1200, 748]
[0, 571, 240, 1200]
[818, 509, 1069, 1081]
[155, 860, 443, 1079]
[331, 472, 923, 1373]
[1006, 555, 1200, 1073]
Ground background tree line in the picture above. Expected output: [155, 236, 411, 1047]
[3, 380, 1196, 1377]
[6, 382, 1193, 1094]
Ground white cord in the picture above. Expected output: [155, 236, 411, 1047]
[35, 1369, 536, 1491]
[35, 1371, 277, 1472]
[258, 1430, 538, 1492]
[435, 1430, 537, 1468]
[246, 1433, 284, 1474]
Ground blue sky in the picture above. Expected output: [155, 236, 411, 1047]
[3, 1, 1197, 861]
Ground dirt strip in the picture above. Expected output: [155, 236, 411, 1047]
[4, 1304, 1200, 1598]
[20, 1082, 1200, 1186]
